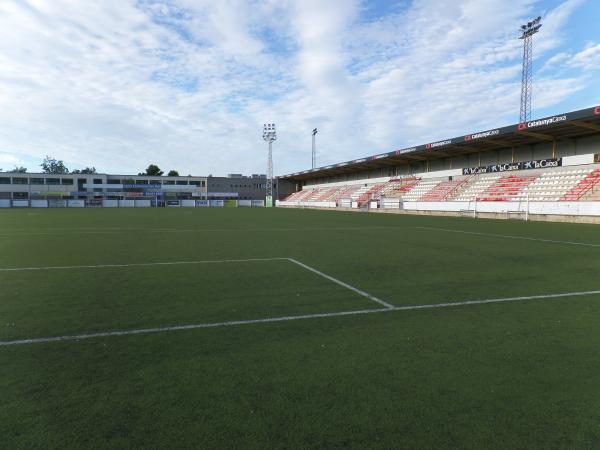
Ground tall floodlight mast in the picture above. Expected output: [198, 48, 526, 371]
[312, 128, 318, 169]
[519, 16, 542, 123]
[262, 123, 276, 207]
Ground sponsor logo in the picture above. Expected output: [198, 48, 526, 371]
[395, 147, 417, 155]
[464, 129, 500, 141]
[372, 153, 389, 160]
[595, 106, 600, 115]
[519, 115, 567, 130]
[425, 140, 451, 149]
[353, 158, 366, 163]
[462, 158, 561, 175]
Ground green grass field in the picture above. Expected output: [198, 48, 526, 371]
[1, 207, 600, 449]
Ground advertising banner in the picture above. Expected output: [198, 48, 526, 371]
[462, 158, 561, 175]
[209, 200, 224, 207]
[265, 196, 273, 207]
[196, 200, 209, 207]
[251, 200, 265, 207]
[48, 199, 67, 208]
[224, 200, 238, 207]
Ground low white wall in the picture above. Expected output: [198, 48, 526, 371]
[277, 200, 337, 208]
[119, 200, 135, 207]
[251, 200, 265, 207]
[12, 200, 29, 207]
[67, 200, 85, 208]
[180, 200, 196, 207]
[102, 200, 118, 207]
[381, 198, 401, 209]
[402, 201, 600, 216]
[0, 199, 10, 208]
[31, 200, 49, 208]
[134, 199, 151, 207]
[238, 200, 252, 207]
[563, 154, 595, 166]
[416, 169, 462, 179]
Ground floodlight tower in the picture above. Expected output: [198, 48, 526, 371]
[311, 128, 318, 169]
[519, 16, 542, 123]
[262, 123, 276, 206]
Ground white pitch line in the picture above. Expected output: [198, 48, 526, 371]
[393, 289, 600, 310]
[287, 258, 395, 309]
[0, 257, 288, 272]
[2, 289, 600, 347]
[0, 308, 388, 346]
[412, 226, 600, 248]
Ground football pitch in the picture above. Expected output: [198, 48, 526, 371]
[1, 207, 600, 449]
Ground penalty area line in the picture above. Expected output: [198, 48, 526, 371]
[2, 289, 600, 347]
[286, 258, 395, 309]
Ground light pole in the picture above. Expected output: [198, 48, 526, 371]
[312, 128, 318, 169]
[262, 123, 276, 207]
[519, 16, 542, 123]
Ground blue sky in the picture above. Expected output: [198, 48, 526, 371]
[0, 0, 599, 176]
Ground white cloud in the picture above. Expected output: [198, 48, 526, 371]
[0, 0, 594, 175]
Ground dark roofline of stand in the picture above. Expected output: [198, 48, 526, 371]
[279, 105, 600, 181]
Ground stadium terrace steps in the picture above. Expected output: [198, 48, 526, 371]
[402, 179, 442, 201]
[358, 184, 386, 205]
[525, 168, 592, 201]
[376, 178, 419, 199]
[561, 169, 600, 201]
[313, 187, 339, 201]
[475, 174, 538, 202]
[453, 174, 500, 201]
[418, 177, 471, 201]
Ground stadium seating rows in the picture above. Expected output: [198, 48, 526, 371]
[283, 165, 600, 206]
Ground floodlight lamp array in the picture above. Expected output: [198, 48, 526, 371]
[519, 16, 542, 38]
[263, 123, 277, 143]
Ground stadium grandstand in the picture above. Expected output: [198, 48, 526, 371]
[277, 105, 600, 221]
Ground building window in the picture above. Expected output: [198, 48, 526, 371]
[0, 177, 11, 184]
[176, 180, 187, 185]
[61, 178, 74, 185]
[47, 178, 60, 185]
[189, 181, 200, 186]
[107, 179, 120, 184]
[31, 178, 45, 185]
[93, 179, 102, 184]
[12, 177, 28, 184]
[13, 192, 29, 199]
[164, 180, 175, 185]
[150, 180, 161, 185]
[136, 180, 148, 185]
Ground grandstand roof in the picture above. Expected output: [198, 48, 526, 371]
[280, 105, 600, 181]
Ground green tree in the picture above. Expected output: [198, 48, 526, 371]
[167, 170, 179, 176]
[72, 167, 97, 174]
[41, 156, 69, 174]
[142, 164, 163, 176]
[12, 166, 28, 173]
